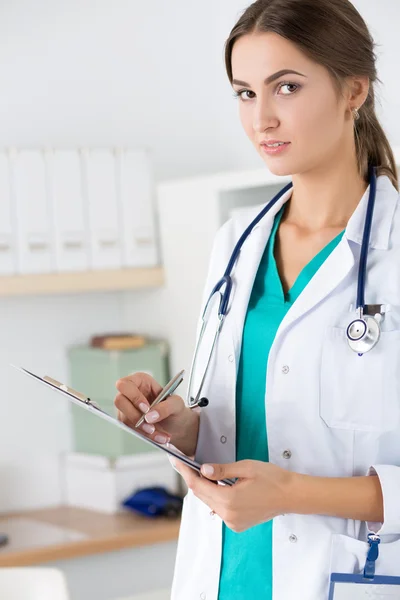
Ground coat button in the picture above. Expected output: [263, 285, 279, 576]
[228, 354, 234, 362]
[220, 436, 227, 444]
[289, 534, 297, 543]
[282, 450, 292, 459]
[282, 365, 290, 374]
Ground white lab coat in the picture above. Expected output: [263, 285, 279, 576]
[171, 174, 400, 600]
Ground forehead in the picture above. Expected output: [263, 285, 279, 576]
[231, 32, 318, 77]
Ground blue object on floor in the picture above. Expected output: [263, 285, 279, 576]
[122, 486, 183, 518]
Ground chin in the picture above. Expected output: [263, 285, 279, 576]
[262, 158, 293, 178]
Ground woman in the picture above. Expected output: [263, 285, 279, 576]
[115, 0, 400, 598]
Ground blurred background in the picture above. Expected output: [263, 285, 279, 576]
[0, 1, 399, 599]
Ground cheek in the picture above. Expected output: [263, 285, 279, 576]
[239, 106, 254, 139]
[293, 95, 341, 146]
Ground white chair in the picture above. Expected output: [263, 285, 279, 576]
[0, 567, 70, 600]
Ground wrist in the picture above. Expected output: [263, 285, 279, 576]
[284, 471, 313, 515]
[285, 472, 333, 516]
[171, 407, 200, 457]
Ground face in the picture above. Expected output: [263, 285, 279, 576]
[230, 32, 357, 177]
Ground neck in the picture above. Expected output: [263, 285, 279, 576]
[284, 153, 369, 232]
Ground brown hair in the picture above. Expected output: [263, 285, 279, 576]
[224, 0, 398, 191]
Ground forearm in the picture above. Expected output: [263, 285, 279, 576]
[289, 472, 384, 524]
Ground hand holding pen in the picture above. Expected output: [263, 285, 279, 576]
[114, 370, 200, 457]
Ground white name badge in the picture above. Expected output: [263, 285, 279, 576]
[329, 574, 400, 599]
[329, 573, 400, 600]
[330, 534, 400, 599]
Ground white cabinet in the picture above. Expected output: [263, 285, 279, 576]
[0, 152, 16, 275]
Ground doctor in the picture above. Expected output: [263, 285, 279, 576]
[115, 0, 400, 598]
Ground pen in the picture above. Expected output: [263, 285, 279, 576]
[135, 369, 185, 428]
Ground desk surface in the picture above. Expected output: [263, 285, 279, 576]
[0, 506, 180, 566]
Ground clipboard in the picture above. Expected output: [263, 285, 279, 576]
[11, 364, 235, 487]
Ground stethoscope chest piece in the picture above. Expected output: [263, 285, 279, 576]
[346, 314, 381, 355]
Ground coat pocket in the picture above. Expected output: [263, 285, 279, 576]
[320, 326, 400, 431]
[330, 533, 400, 577]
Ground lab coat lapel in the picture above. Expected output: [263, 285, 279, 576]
[227, 190, 292, 367]
[275, 238, 355, 337]
[274, 174, 397, 337]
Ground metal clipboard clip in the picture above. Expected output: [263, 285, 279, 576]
[42, 376, 102, 411]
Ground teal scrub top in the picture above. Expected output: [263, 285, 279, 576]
[218, 204, 345, 599]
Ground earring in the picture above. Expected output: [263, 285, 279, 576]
[352, 107, 360, 121]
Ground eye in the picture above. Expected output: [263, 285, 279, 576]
[232, 82, 300, 102]
[277, 82, 300, 95]
[232, 89, 256, 102]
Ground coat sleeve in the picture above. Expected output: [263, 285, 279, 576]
[365, 464, 400, 535]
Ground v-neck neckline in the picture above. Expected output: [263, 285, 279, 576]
[269, 205, 345, 304]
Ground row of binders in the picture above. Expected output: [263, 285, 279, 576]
[0, 148, 159, 275]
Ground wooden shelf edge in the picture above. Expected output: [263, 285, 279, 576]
[0, 267, 165, 297]
[0, 522, 180, 567]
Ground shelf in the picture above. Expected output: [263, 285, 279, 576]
[0, 506, 180, 566]
[0, 267, 164, 297]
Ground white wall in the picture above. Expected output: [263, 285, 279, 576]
[0, 0, 399, 512]
[1, 292, 126, 510]
[0, 1, 399, 182]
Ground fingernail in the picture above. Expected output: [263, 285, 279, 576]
[142, 423, 155, 435]
[145, 410, 160, 423]
[202, 464, 214, 476]
[139, 402, 149, 414]
[154, 434, 169, 444]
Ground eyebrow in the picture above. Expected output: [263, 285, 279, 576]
[232, 69, 307, 87]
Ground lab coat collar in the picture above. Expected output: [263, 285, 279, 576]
[345, 174, 398, 251]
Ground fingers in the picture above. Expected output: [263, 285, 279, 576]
[116, 394, 171, 444]
[115, 377, 151, 414]
[115, 393, 143, 429]
[114, 372, 185, 447]
[143, 394, 184, 424]
[117, 372, 163, 403]
[200, 460, 252, 481]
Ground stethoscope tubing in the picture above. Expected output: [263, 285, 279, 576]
[187, 165, 378, 408]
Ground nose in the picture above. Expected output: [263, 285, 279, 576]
[252, 99, 279, 133]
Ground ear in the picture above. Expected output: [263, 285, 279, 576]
[345, 74, 370, 113]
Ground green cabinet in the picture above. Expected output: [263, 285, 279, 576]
[68, 340, 170, 458]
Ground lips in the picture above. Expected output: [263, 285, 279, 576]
[260, 141, 291, 155]
[261, 140, 289, 147]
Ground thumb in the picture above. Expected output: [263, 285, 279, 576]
[200, 460, 251, 481]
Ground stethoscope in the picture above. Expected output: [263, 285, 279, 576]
[186, 165, 382, 410]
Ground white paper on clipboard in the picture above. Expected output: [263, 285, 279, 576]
[11, 364, 235, 487]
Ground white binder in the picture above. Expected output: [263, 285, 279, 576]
[13, 149, 54, 274]
[0, 151, 16, 275]
[49, 149, 89, 272]
[83, 149, 122, 270]
[118, 149, 158, 267]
